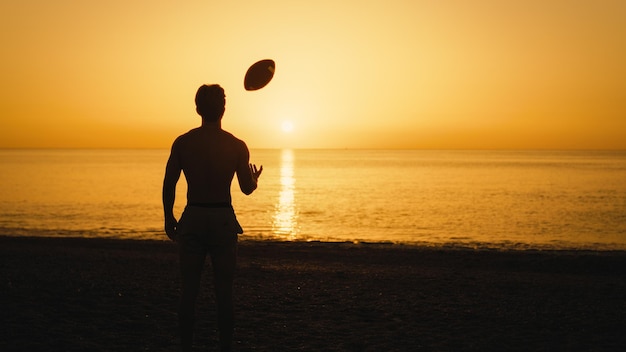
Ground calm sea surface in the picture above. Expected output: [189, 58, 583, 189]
[1, 149, 625, 250]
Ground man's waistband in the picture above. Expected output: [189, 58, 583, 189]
[188, 202, 232, 209]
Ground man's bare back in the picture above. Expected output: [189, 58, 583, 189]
[166, 125, 257, 205]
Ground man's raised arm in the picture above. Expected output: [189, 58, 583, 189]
[236, 142, 262, 195]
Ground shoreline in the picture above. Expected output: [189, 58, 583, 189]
[2, 232, 626, 252]
[2, 236, 626, 351]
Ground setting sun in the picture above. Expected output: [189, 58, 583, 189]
[281, 120, 294, 133]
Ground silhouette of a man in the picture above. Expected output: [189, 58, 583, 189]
[163, 84, 262, 352]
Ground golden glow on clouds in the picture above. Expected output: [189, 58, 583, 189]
[1, 0, 625, 149]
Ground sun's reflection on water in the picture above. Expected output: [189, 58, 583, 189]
[271, 149, 299, 240]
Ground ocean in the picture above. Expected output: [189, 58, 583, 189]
[1, 149, 625, 250]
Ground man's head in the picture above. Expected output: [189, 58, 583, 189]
[195, 84, 225, 122]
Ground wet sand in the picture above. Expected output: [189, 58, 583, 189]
[2, 236, 626, 351]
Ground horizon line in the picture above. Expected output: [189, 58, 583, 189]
[2, 147, 626, 152]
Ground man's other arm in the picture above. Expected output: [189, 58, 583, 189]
[163, 143, 182, 240]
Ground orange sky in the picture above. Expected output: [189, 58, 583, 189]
[1, 0, 625, 149]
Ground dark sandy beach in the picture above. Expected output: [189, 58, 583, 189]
[2, 236, 626, 351]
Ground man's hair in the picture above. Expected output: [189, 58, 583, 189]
[195, 84, 225, 122]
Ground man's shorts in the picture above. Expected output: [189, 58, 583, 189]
[177, 204, 243, 255]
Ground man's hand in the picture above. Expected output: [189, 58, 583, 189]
[165, 216, 178, 242]
[250, 163, 263, 182]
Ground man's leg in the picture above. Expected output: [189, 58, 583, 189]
[179, 250, 206, 352]
[210, 239, 237, 352]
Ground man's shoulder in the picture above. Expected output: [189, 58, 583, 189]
[173, 127, 196, 138]
[219, 129, 247, 147]
[169, 129, 195, 153]
[173, 127, 201, 141]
